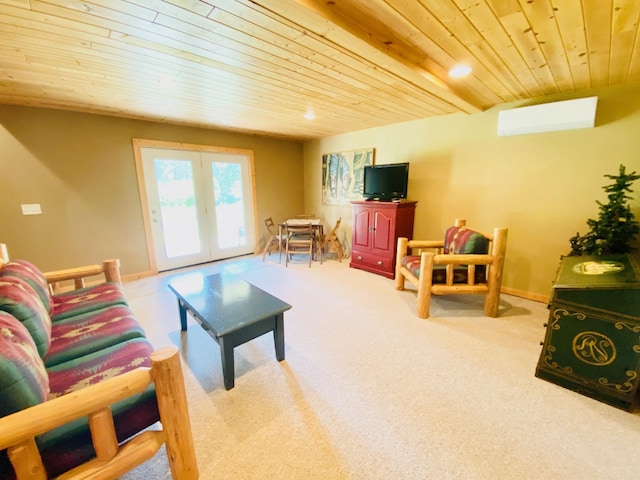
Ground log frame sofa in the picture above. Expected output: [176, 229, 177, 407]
[0, 244, 198, 479]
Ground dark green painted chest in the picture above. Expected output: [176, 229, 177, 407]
[535, 254, 640, 411]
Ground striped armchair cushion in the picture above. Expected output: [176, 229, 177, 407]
[401, 226, 490, 284]
[444, 226, 489, 254]
[401, 256, 487, 284]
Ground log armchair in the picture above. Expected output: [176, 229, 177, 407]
[395, 219, 508, 319]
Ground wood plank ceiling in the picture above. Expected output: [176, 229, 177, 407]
[1, 0, 639, 140]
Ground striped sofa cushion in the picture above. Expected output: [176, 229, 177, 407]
[51, 282, 129, 322]
[39, 338, 159, 478]
[0, 277, 52, 357]
[47, 337, 153, 398]
[36, 389, 159, 478]
[0, 260, 53, 315]
[44, 305, 147, 367]
[0, 311, 49, 418]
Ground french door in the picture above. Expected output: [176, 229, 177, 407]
[138, 144, 256, 271]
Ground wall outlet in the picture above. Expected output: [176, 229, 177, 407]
[21, 204, 42, 215]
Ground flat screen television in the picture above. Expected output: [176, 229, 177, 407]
[362, 162, 409, 201]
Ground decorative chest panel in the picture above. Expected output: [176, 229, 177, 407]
[535, 254, 640, 410]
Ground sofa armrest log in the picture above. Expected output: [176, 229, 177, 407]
[0, 244, 8, 266]
[0, 346, 198, 480]
[0, 244, 121, 291]
[44, 259, 122, 293]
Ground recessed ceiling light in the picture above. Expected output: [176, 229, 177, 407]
[449, 64, 472, 78]
[304, 111, 316, 120]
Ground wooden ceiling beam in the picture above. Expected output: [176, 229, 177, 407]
[251, 0, 483, 114]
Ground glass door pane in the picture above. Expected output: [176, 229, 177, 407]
[141, 148, 210, 271]
[155, 158, 201, 257]
[203, 151, 256, 260]
[211, 161, 246, 249]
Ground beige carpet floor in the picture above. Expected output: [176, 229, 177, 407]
[120, 254, 640, 479]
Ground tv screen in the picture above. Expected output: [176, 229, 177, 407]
[363, 163, 409, 201]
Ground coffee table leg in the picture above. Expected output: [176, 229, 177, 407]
[178, 300, 188, 331]
[219, 337, 235, 390]
[274, 313, 285, 361]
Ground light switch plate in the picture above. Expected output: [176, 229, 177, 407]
[21, 204, 42, 215]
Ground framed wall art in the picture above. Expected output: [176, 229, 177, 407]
[322, 148, 375, 205]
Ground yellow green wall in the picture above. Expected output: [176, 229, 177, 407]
[0, 105, 304, 274]
[2, 84, 639, 299]
[304, 83, 640, 299]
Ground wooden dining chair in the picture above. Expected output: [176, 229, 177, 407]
[262, 217, 285, 262]
[321, 217, 344, 262]
[294, 214, 315, 219]
[285, 223, 320, 267]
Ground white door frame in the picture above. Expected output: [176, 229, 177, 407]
[132, 138, 259, 273]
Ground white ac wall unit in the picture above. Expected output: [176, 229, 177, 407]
[497, 96, 598, 137]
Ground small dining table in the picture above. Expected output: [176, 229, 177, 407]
[278, 218, 324, 260]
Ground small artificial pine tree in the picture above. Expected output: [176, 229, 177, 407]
[569, 164, 640, 256]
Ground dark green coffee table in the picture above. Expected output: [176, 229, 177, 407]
[168, 272, 292, 390]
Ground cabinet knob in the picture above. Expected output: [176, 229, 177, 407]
[543, 323, 548, 328]
[357, 256, 362, 260]
[540, 342, 544, 346]
[377, 261, 383, 265]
